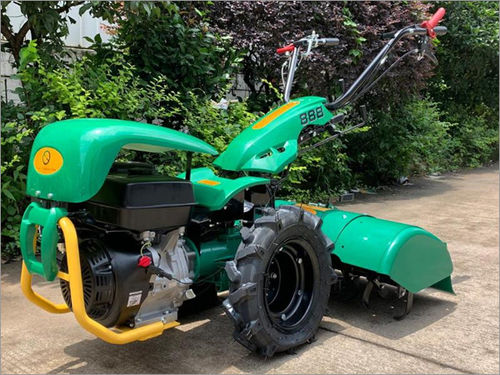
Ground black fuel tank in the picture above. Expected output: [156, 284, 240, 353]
[85, 173, 196, 231]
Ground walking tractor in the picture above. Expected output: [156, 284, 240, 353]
[19, 9, 453, 356]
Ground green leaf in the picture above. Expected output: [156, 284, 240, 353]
[2, 189, 15, 201]
[79, 3, 93, 16]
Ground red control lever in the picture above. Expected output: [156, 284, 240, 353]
[421, 7, 446, 38]
[277, 44, 295, 54]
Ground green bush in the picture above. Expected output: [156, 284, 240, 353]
[430, 1, 499, 166]
[1, 119, 33, 258]
[444, 104, 498, 168]
[348, 97, 453, 185]
[98, 2, 242, 101]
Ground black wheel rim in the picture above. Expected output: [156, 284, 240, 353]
[263, 238, 317, 332]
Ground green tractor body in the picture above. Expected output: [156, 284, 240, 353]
[18, 10, 454, 355]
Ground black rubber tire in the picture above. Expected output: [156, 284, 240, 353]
[223, 205, 336, 357]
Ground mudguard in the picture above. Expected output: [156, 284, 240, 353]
[25, 118, 218, 203]
[276, 202, 454, 294]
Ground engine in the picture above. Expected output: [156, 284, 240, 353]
[60, 163, 197, 329]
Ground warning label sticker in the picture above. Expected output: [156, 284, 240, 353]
[127, 291, 143, 307]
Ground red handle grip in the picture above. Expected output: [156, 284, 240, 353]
[421, 7, 446, 38]
[277, 44, 295, 54]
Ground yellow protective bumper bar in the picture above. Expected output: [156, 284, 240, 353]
[20, 216, 179, 344]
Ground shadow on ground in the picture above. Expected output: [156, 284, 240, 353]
[324, 282, 457, 340]
[39, 282, 459, 374]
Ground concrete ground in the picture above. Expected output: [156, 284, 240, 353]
[1, 165, 498, 374]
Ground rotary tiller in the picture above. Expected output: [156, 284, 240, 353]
[19, 9, 453, 356]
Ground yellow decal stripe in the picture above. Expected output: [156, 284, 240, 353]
[197, 179, 221, 186]
[295, 203, 331, 215]
[252, 101, 299, 130]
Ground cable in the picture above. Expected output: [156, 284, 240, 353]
[139, 241, 151, 256]
[350, 49, 418, 103]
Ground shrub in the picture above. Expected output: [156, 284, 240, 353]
[95, 2, 242, 101]
[347, 97, 453, 185]
[1, 118, 33, 258]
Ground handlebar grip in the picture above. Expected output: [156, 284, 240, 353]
[318, 38, 340, 46]
[381, 31, 396, 40]
[422, 7, 446, 29]
[277, 44, 295, 54]
[421, 7, 446, 38]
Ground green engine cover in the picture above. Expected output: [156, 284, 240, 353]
[214, 96, 333, 174]
[276, 201, 454, 294]
[25, 118, 218, 203]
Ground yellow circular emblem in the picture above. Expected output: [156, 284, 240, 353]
[33, 147, 63, 175]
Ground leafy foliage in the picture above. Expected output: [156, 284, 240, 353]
[1, 1, 84, 65]
[1, 118, 33, 257]
[429, 2, 499, 169]
[432, 2, 499, 110]
[347, 97, 453, 185]
[91, 2, 242, 101]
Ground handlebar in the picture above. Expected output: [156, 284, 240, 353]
[277, 37, 340, 54]
[382, 25, 447, 40]
[278, 8, 446, 109]
[326, 22, 446, 111]
[316, 38, 340, 46]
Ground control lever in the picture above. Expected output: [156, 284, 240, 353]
[417, 36, 438, 65]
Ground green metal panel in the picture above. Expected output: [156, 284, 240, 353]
[332, 215, 453, 293]
[185, 226, 241, 290]
[20, 202, 67, 281]
[214, 97, 333, 174]
[26, 118, 218, 203]
[275, 201, 454, 294]
[178, 167, 269, 211]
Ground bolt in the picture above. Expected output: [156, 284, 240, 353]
[281, 314, 287, 321]
[297, 258, 303, 264]
[47, 193, 54, 199]
[298, 290, 303, 296]
[271, 272, 277, 279]
[35, 190, 41, 197]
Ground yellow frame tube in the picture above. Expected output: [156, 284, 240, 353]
[20, 225, 70, 313]
[21, 217, 179, 344]
[20, 262, 71, 313]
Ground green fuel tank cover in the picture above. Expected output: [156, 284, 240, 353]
[214, 96, 333, 174]
[26, 118, 218, 203]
